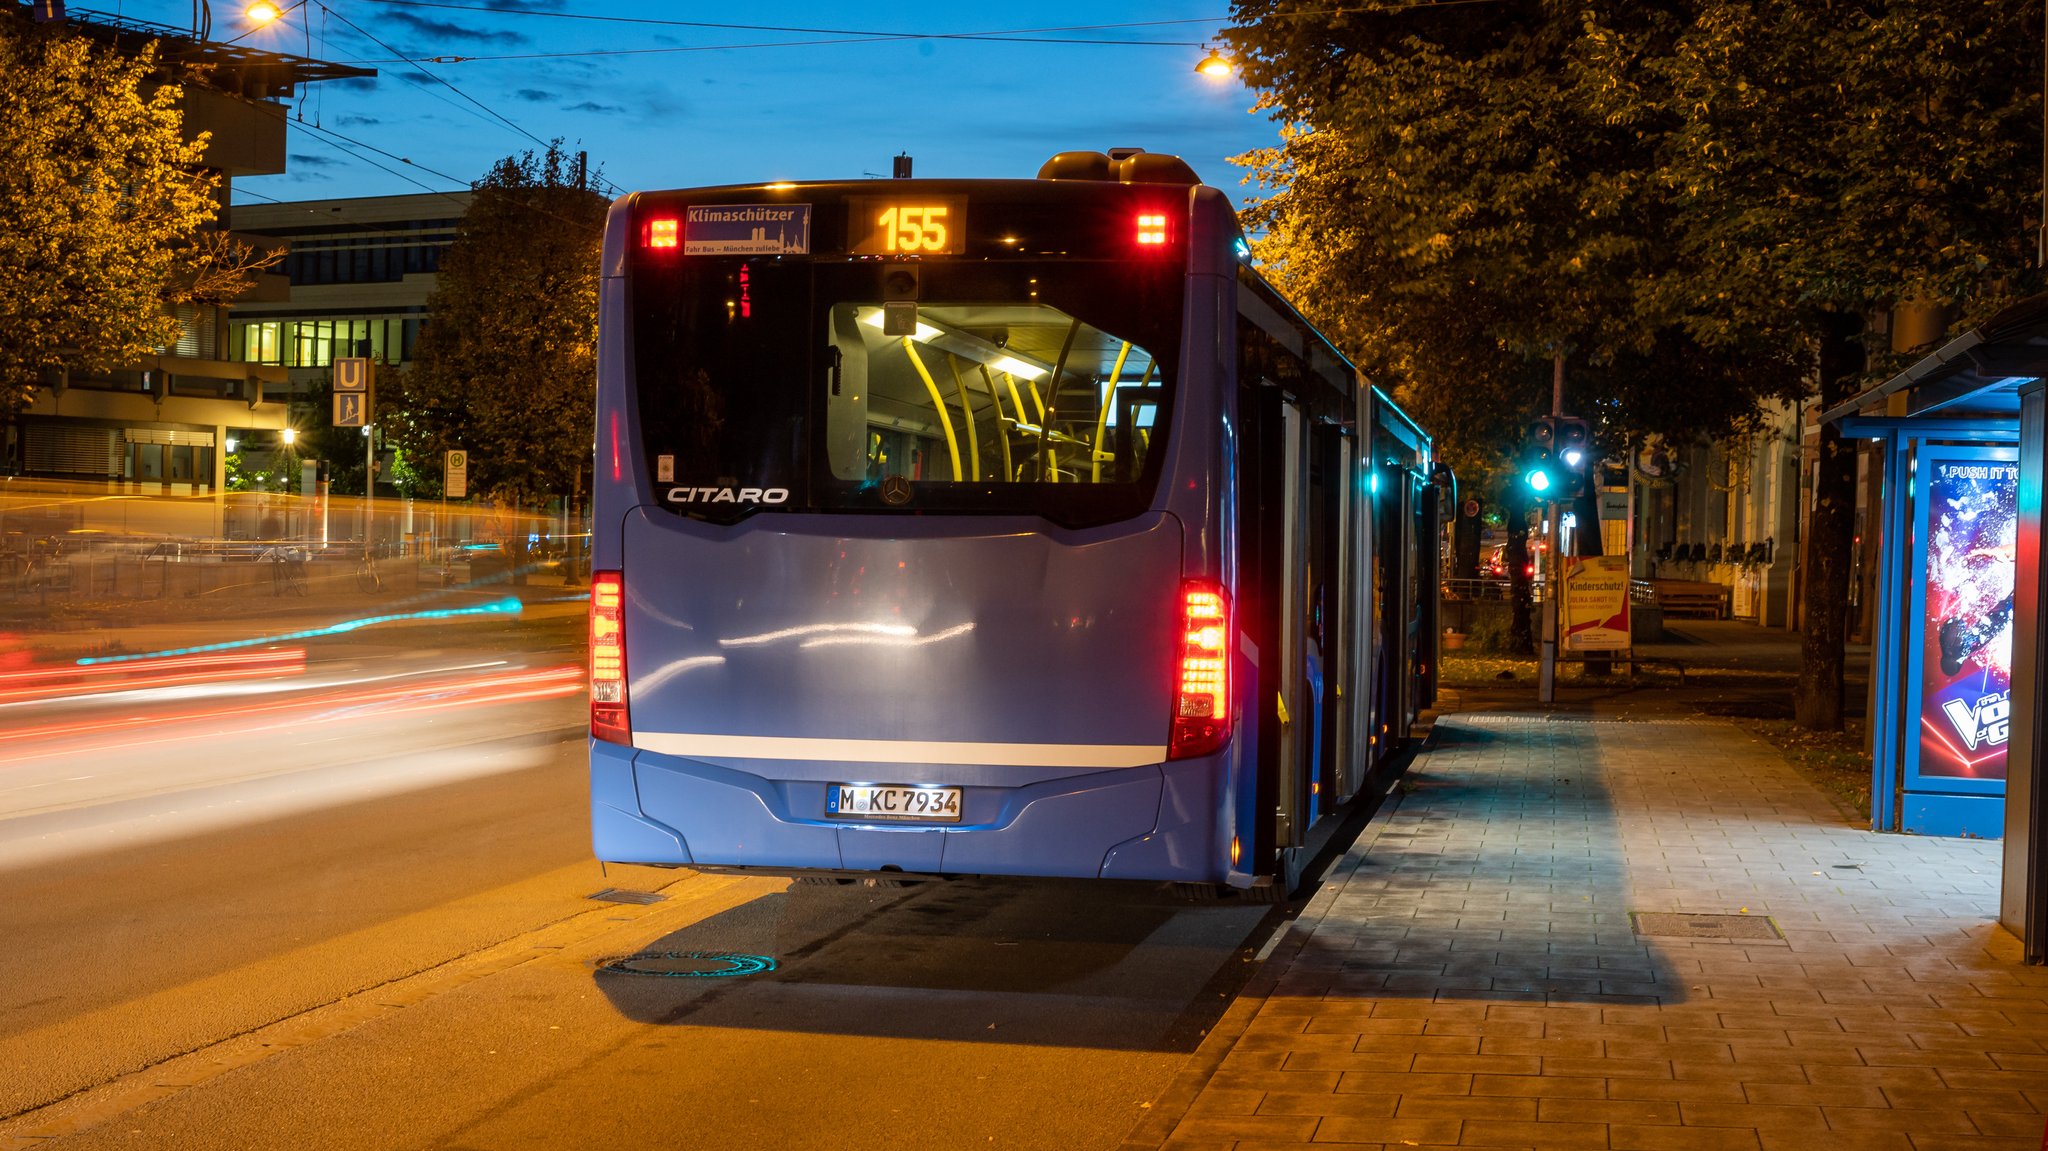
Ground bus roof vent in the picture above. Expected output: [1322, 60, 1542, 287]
[1116, 151, 1201, 186]
[1037, 149, 1201, 186]
[1038, 151, 1114, 181]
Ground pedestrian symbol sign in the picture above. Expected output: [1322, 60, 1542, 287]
[335, 391, 366, 428]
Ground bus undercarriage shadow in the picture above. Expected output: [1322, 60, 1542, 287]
[592, 875, 1280, 1052]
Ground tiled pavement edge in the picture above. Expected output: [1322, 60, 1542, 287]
[1124, 712, 2048, 1151]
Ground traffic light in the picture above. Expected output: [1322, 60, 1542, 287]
[1519, 417, 1558, 496]
[1552, 417, 1592, 498]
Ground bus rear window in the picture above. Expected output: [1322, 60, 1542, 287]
[631, 258, 1180, 526]
[825, 302, 1161, 488]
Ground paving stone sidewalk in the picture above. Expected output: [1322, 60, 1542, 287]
[1127, 712, 2048, 1151]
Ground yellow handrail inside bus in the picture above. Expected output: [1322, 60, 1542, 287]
[1092, 341, 1133, 482]
[979, 365, 1015, 483]
[944, 356, 980, 482]
[1024, 378, 1056, 482]
[1001, 372, 1032, 480]
[902, 338, 963, 482]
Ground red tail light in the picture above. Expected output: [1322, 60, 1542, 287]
[1135, 212, 1170, 247]
[644, 217, 679, 250]
[590, 570, 630, 744]
[1169, 580, 1231, 759]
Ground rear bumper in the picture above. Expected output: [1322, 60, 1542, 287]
[590, 740, 1225, 882]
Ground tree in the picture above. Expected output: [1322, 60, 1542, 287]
[1226, 3, 1807, 470]
[1227, 1, 2042, 720]
[1649, 0, 2043, 729]
[389, 142, 606, 521]
[0, 21, 260, 410]
[1225, 1, 1806, 652]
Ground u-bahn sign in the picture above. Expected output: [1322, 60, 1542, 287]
[333, 357, 373, 427]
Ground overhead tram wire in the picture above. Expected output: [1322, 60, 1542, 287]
[334, 1, 1514, 66]
[261, 2, 625, 197]
[309, 2, 624, 195]
[284, 118, 619, 232]
[354, 3, 1224, 43]
[351, 0, 1516, 42]
[314, 3, 553, 153]
[289, 117, 472, 200]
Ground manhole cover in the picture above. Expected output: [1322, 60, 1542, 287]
[597, 951, 778, 978]
[1631, 912, 1782, 941]
[588, 888, 667, 905]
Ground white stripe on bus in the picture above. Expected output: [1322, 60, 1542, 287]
[633, 732, 1165, 768]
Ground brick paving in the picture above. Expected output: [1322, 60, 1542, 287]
[1126, 712, 2048, 1151]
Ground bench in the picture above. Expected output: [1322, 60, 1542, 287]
[1649, 579, 1730, 620]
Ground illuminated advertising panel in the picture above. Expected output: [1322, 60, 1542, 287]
[1905, 447, 2018, 785]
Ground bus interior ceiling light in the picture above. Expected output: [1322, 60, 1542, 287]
[856, 308, 1051, 381]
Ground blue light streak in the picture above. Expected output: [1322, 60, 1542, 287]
[74, 597, 526, 666]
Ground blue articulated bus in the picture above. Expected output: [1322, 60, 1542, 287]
[588, 149, 1444, 894]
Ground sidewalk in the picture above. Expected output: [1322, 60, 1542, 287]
[1126, 635, 2048, 1149]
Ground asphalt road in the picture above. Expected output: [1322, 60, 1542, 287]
[0, 607, 1279, 1150]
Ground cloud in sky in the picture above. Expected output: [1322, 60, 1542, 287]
[514, 89, 557, 103]
[565, 101, 627, 115]
[286, 153, 340, 168]
[381, 11, 530, 47]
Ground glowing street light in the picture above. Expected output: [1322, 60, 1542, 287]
[1195, 49, 1233, 80]
[245, 1, 282, 23]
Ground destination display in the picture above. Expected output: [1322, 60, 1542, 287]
[847, 197, 967, 255]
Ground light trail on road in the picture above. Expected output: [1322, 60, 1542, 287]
[0, 647, 309, 706]
[0, 662, 582, 762]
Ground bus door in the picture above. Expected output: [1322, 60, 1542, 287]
[1236, 381, 1315, 866]
[1307, 421, 1347, 812]
[1275, 400, 1309, 849]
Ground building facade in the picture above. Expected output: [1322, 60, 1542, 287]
[1, 4, 368, 534]
[225, 192, 471, 427]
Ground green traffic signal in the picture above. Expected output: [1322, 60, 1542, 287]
[1525, 465, 1553, 493]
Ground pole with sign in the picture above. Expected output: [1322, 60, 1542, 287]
[444, 449, 468, 499]
[333, 357, 372, 428]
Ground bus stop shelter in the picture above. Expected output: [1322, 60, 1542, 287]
[1820, 293, 2048, 963]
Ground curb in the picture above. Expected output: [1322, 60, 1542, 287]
[1117, 742, 1434, 1150]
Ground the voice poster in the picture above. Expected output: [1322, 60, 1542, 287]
[1906, 448, 2019, 784]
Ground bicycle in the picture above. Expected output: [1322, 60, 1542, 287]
[266, 546, 309, 597]
[356, 552, 384, 594]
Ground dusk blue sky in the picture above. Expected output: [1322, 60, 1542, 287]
[94, 2, 1278, 204]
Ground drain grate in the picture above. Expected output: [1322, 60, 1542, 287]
[597, 951, 777, 978]
[588, 888, 667, 905]
[1631, 912, 1783, 941]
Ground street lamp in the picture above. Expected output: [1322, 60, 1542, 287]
[1195, 48, 1234, 79]
[245, 0, 281, 23]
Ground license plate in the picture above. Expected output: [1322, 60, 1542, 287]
[826, 784, 962, 823]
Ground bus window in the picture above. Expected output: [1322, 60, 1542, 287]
[633, 255, 1180, 526]
[825, 302, 1161, 487]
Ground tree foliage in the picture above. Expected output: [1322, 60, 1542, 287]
[389, 142, 606, 509]
[1225, 0, 2043, 726]
[1225, 1, 1808, 491]
[0, 20, 246, 411]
